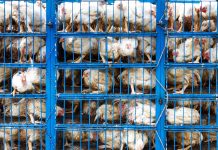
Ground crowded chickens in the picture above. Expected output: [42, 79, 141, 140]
[0, 0, 217, 150]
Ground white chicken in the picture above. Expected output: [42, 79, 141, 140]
[82, 101, 97, 116]
[118, 68, 156, 94]
[203, 43, 218, 63]
[122, 1, 156, 32]
[172, 38, 201, 63]
[118, 38, 138, 62]
[99, 37, 120, 63]
[12, 63, 60, 96]
[12, 1, 46, 32]
[59, 38, 98, 63]
[19, 37, 46, 62]
[137, 37, 156, 62]
[121, 130, 148, 150]
[166, 107, 200, 125]
[0, 2, 17, 32]
[0, 126, 45, 150]
[73, 2, 105, 32]
[199, 2, 217, 20]
[98, 130, 123, 149]
[169, 3, 202, 32]
[58, 2, 80, 31]
[64, 129, 96, 147]
[127, 101, 156, 125]
[94, 104, 120, 122]
[82, 69, 114, 94]
[168, 131, 203, 150]
[4, 98, 64, 124]
[12, 70, 35, 96]
[167, 68, 201, 94]
[105, 1, 124, 32]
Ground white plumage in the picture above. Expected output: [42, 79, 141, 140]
[167, 107, 200, 124]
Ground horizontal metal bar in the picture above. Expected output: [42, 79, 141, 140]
[168, 0, 208, 3]
[0, 33, 46, 37]
[167, 98, 217, 102]
[56, 32, 157, 38]
[165, 63, 218, 68]
[0, 124, 46, 128]
[165, 125, 218, 131]
[168, 32, 218, 38]
[56, 0, 157, 3]
[56, 124, 155, 130]
[56, 63, 156, 69]
[0, 63, 46, 68]
[0, 94, 46, 99]
[167, 94, 218, 99]
[57, 94, 156, 100]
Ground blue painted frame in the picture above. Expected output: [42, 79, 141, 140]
[46, 0, 218, 149]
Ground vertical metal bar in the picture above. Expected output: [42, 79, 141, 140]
[46, 0, 56, 149]
[156, 0, 166, 150]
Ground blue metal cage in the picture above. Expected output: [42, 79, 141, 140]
[0, 0, 217, 149]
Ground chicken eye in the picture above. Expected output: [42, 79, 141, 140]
[18, 71, 21, 75]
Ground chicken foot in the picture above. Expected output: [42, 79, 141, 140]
[194, 56, 200, 63]
[100, 55, 114, 63]
[168, 84, 183, 91]
[12, 89, 19, 97]
[99, 145, 114, 149]
[65, 104, 79, 114]
[29, 114, 41, 124]
[175, 83, 189, 94]
[64, 139, 71, 147]
[178, 145, 192, 150]
[82, 89, 92, 94]
[95, 18, 104, 32]
[0, 87, 6, 93]
[74, 104, 79, 112]
[28, 140, 33, 150]
[4, 141, 10, 150]
[130, 78, 143, 94]
[204, 136, 217, 143]
[100, 54, 107, 63]
[27, 23, 33, 33]
[146, 54, 155, 63]
[77, 23, 95, 32]
[177, 17, 183, 32]
[74, 55, 86, 63]
[120, 143, 124, 150]
[122, 17, 128, 32]
[91, 90, 104, 94]
[106, 21, 113, 32]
